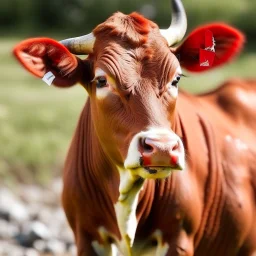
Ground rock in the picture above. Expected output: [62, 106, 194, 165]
[16, 221, 51, 247]
[59, 226, 74, 245]
[33, 239, 47, 252]
[30, 221, 51, 240]
[19, 185, 58, 207]
[37, 207, 56, 227]
[27, 203, 42, 221]
[0, 219, 19, 239]
[43, 208, 71, 240]
[0, 209, 10, 221]
[34, 239, 68, 254]
[24, 248, 40, 256]
[0, 240, 25, 256]
[51, 178, 63, 196]
[0, 188, 29, 224]
[0, 181, 75, 255]
[69, 244, 77, 256]
[45, 239, 66, 254]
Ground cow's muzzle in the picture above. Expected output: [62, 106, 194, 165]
[124, 128, 185, 179]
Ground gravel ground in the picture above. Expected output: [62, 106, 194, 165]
[0, 179, 76, 256]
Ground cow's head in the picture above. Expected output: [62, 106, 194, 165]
[14, 0, 244, 181]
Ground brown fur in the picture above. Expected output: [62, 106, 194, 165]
[13, 11, 256, 256]
[93, 12, 157, 47]
[62, 14, 256, 256]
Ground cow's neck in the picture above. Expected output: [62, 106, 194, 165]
[78, 100, 120, 229]
[83, 99, 147, 254]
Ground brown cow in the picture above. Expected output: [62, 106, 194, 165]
[13, 0, 256, 255]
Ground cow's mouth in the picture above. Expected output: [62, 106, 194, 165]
[145, 167, 158, 174]
[144, 166, 173, 178]
[140, 155, 183, 173]
[128, 165, 182, 179]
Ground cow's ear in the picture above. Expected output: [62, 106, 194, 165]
[174, 23, 245, 72]
[13, 38, 91, 87]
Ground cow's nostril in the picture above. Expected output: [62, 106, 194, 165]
[140, 138, 154, 153]
[172, 141, 180, 152]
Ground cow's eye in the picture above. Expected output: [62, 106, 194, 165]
[171, 75, 181, 87]
[96, 76, 108, 88]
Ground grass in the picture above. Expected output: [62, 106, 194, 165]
[0, 38, 255, 185]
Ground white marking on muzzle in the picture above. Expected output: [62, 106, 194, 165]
[124, 127, 185, 171]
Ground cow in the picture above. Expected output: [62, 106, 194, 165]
[13, 0, 256, 255]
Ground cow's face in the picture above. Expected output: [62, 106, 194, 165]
[84, 13, 185, 179]
[13, 2, 244, 181]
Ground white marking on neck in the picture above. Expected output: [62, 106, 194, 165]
[132, 229, 169, 256]
[111, 244, 119, 256]
[114, 168, 144, 255]
[91, 227, 119, 256]
[152, 230, 170, 256]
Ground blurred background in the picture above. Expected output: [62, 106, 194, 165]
[0, 0, 255, 255]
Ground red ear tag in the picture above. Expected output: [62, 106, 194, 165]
[200, 49, 215, 67]
[200, 30, 216, 67]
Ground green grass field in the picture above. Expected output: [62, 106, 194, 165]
[0, 38, 255, 185]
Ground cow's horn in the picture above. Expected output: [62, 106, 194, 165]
[60, 32, 95, 55]
[160, 0, 187, 46]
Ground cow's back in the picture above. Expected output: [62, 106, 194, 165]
[199, 78, 256, 129]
